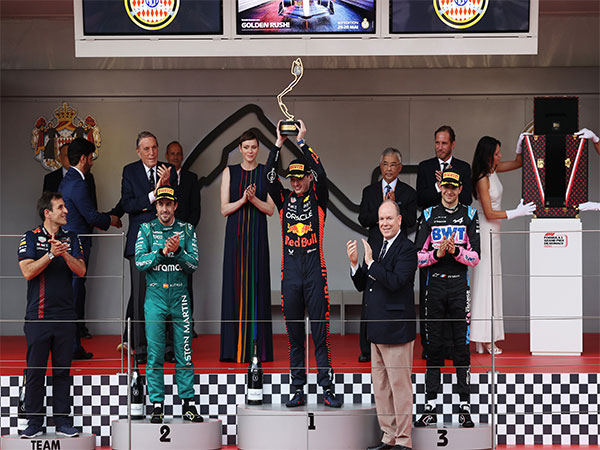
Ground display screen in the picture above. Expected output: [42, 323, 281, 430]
[237, 0, 375, 34]
[82, 0, 222, 35]
[390, 0, 529, 34]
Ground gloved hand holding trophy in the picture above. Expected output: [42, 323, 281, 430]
[277, 58, 304, 136]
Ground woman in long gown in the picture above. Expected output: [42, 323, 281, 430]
[220, 130, 275, 363]
[470, 135, 535, 355]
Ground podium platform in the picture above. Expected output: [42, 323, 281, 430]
[412, 423, 493, 450]
[237, 403, 380, 450]
[0, 433, 96, 450]
[111, 418, 221, 450]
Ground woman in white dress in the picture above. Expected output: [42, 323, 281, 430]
[470, 135, 535, 355]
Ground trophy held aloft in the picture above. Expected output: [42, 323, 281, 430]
[277, 58, 304, 136]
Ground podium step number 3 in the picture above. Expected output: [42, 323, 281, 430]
[412, 423, 493, 450]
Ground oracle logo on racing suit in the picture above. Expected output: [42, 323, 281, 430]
[285, 211, 313, 222]
[431, 225, 467, 247]
[153, 263, 183, 272]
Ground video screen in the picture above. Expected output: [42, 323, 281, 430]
[237, 0, 375, 34]
[390, 0, 529, 34]
[82, 0, 222, 35]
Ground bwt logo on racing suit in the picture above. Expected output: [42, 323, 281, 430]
[153, 263, 183, 272]
[430, 225, 467, 248]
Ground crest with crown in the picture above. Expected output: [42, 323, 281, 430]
[31, 102, 102, 171]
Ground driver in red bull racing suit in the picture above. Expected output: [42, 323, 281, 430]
[414, 171, 480, 428]
[266, 120, 341, 408]
[135, 186, 203, 423]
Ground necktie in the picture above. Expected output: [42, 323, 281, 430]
[384, 184, 391, 197]
[378, 240, 388, 262]
[441, 162, 448, 172]
[149, 168, 155, 190]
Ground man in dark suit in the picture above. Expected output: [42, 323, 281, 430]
[120, 131, 178, 363]
[357, 148, 417, 362]
[348, 200, 417, 450]
[165, 141, 201, 336]
[416, 126, 472, 360]
[58, 138, 120, 359]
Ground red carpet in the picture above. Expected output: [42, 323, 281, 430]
[1, 333, 598, 376]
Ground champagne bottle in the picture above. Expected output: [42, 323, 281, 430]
[17, 369, 27, 434]
[130, 359, 145, 420]
[247, 340, 263, 405]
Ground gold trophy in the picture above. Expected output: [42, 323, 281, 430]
[277, 58, 304, 136]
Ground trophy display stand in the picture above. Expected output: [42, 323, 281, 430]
[529, 218, 583, 355]
[111, 418, 222, 450]
[412, 424, 493, 450]
[0, 433, 96, 450]
[237, 403, 380, 450]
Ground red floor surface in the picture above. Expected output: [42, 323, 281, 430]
[1, 333, 598, 376]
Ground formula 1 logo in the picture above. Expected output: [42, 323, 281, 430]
[434, 0, 489, 29]
[125, 0, 180, 31]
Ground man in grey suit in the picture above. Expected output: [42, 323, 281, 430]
[347, 200, 417, 450]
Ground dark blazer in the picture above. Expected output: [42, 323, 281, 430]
[59, 167, 111, 235]
[358, 180, 417, 242]
[44, 168, 98, 209]
[121, 160, 178, 257]
[175, 168, 201, 228]
[416, 156, 472, 208]
[351, 233, 417, 345]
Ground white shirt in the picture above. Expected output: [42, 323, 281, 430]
[143, 162, 158, 204]
[381, 178, 398, 197]
[73, 166, 86, 181]
[351, 229, 401, 275]
[435, 156, 453, 193]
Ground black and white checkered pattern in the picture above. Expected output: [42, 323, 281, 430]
[1, 372, 597, 446]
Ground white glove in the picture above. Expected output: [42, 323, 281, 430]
[578, 201, 600, 212]
[506, 199, 536, 220]
[575, 128, 600, 143]
[515, 132, 533, 154]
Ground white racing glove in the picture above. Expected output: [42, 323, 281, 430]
[506, 199, 536, 220]
[574, 128, 600, 143]
[515, 132, 533, 155]
[578, 201, 600, 212]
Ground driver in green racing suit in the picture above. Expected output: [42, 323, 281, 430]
[135, 186, 202, 424]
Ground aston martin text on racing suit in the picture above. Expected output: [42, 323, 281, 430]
[135, 218, 199, 403]
[415, 203, 480, 402]
[265, 143, 334, 388]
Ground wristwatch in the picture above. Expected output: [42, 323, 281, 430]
[47, 251, 55, 261]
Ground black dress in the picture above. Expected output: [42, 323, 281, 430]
[220, 164, 273, 362]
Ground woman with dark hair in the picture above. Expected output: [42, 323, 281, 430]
[220, 130, 275, 363]
[470, 135, 535, 355]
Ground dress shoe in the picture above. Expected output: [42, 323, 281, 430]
[358, 353, 371, 363]
[72, 347, 93, 360]
[366, 443, 394, 450]
[164, 351, 175, 363]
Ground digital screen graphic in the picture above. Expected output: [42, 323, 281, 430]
[82, 0, 222, 35]
[390, 0, 530, 34]
[237, 0, 375, 34]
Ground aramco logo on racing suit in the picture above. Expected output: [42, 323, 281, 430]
[153, 263, 183, 272]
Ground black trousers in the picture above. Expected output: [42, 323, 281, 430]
[422, 272, 471, 402]
[282, 251, 334, 388]
[124, 256, 147, 356]
[24, 321, 76, 427]
[72, 236, 91, 354]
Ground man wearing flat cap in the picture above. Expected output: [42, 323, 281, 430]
[266, 120, 341, 408]
[134, 186, 202, 424]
